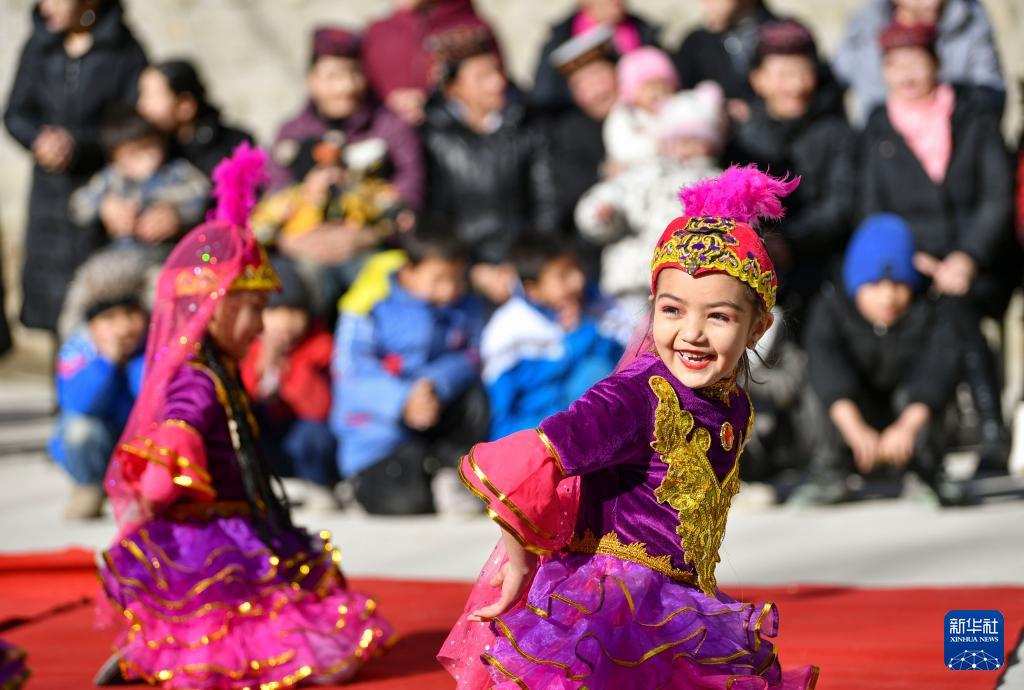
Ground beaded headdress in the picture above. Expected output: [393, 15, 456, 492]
[650, 166, 799, 312]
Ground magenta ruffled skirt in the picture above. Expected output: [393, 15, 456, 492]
[99, 516, 392, 689]
[483, 553, 818, 689]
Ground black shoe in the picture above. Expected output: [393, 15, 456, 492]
[975, 421, 1010, 477]
[919, 470, 975, 508]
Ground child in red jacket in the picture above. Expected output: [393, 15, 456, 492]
[241, 255, 339, 509]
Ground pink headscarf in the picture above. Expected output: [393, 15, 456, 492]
[104, 144, 278, 534]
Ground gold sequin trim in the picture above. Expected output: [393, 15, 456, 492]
[651, 220, 777, 311]
[566, 530, 695, 584]
[649, 375, 741, 596]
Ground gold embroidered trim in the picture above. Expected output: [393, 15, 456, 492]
[566, 530, 695, 584]
[536, 428, 567, 477]
[230, 244, 281, 293]
[457, 458, 553, 556]
[651, 220, 777, 311]
[697, 369, 739, 405]
[649, 376, 741, 597]
[466, 449, 557, 541]
[162, 419, 200, 436]
[120, 437, 213, 483]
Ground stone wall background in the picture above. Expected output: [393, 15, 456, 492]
[1, 0, 1022, 340]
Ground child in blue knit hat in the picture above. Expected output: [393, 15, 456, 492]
[792, 213, 968, 506]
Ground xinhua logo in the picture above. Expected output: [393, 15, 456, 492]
[945, 610, 1004, 670]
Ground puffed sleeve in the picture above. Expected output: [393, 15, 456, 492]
[115, 366, 220, 504]
[459, 430, 579, 555]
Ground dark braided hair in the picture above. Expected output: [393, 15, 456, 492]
[200, 341, 294, 547]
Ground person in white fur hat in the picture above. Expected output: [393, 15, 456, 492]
[575, 81, 725, 317]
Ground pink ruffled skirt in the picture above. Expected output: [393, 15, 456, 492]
[99, 515, 392, 689]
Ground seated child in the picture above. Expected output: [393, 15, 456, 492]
[602, 46, 679, 170]
[481, 237, 623, 439]
[252, 132, 408, 245]
[331, 227, 487, 515]
[577, 83, 724, 316]
[70, 108, 209, 247]
[240, 255, 339, 510]
[49, 247, 150, 519]
[794, 214, 966, 506]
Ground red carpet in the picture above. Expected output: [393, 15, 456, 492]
[0, 549, 1019, 689]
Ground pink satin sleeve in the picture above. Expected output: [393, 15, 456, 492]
[458, 429, 580, 556]
[116, 420, 216, 505]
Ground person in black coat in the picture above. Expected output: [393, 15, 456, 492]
[4, 0, 147, 333]
[672, 0, 780, 103]
[530, 0, 659, 115]
[728, 20, 855, 333]
[858, 22, 1016, 469]
[423, 26, 559, 303]
[544, 27, 619, 278]
[136, 59, 252, 180]
[794, 215, 966, 506]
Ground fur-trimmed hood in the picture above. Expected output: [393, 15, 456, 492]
[58, 247, 159, 339]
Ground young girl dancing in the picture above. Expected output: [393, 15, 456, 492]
[97, 145, 391, 688]
[440, 166, 819, 689]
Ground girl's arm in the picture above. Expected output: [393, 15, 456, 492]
[468, 529, 538, 621]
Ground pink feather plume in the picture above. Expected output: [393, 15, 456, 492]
[678, 164, 800, 224]
[209, 142, 269, 227]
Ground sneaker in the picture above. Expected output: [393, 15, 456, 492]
[64, 485, 105, 520]
[431, 467, 482, 516]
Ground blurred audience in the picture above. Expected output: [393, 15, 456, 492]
[362, 0, 492, 127]
[577, 84, 724, 316]
[136, 59, 253, 180]
[531, 0, 660, 114]
[49, 247, 149, 519]
[481, 236, 622, 440]
[834, 0, 1005, 124]
[858, 21, 1016, 470]
[729, 20, 855, 332]
[241, 255, 339, 511]
[331, 228, 486, 515]
[603, 46, 678, 170]
[4, 0, 147, 333]
[422, 23, 558, 303]
[70, 107, 209, 249]
[795, 215, 965, 505]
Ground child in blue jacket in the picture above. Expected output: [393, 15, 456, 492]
[481, 236, 623, 440]
[331, 227, 487, 515]
[49, 248, 151, 519]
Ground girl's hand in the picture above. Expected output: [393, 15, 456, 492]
[468, 558, 536, 622]
[468, 529, 538, 622]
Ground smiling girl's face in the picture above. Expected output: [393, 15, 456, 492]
[651, 268, 772, 389]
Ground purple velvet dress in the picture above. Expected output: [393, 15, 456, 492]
[99, 362, 392, 689]
[448, 352, 818, 689]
